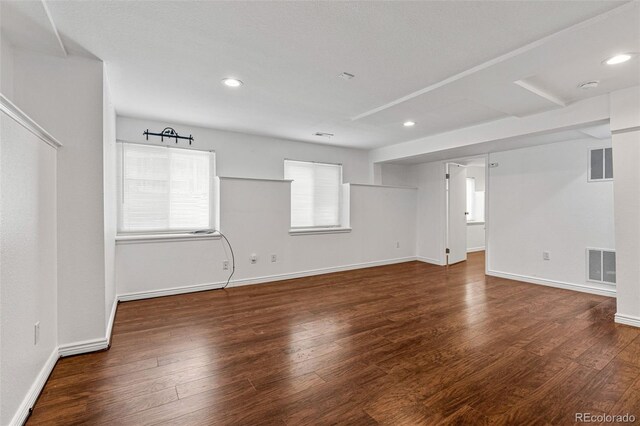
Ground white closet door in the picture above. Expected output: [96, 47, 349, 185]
[447, 164, 468, 265]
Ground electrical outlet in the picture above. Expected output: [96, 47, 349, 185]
[34, 322, 40, 345]
[222, 260, 229, 270]
[543, 251, 551, 261]
[250, 254, 257, 264]
[271, 254, 277, 263]
[396, 242, 400, 249]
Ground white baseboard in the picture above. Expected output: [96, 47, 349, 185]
[58, 298, 118, 357]
[118, 256, 418, 302]
[58, 337, 109, 357]
[10, 347, 59, 426]
[615, 313, 640, 328]
[416, 256, 446, 266]
[10, 299, 118, 424]
[9, 298, 119, 424]
[467, 247, 486, 253]
[106, 297, 118, 347]
[486, 269, 616, 297]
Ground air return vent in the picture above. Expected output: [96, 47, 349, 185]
[589, 148, 613, 181]
[587, 248, 616, 284]
[314, 132, 334, 138]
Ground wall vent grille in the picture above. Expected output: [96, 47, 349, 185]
[587, 248, 616, 284]
[589, 148, 613, 181]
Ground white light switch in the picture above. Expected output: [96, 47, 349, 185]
[34, 322, 40, 345]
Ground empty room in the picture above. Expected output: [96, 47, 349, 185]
[2, 0, 640, 424]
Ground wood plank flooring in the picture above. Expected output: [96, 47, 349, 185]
[28, 252, 640, 425]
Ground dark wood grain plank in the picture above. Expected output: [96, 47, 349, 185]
[27, 252, 640, 425]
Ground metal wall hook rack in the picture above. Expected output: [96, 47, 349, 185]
[143, 127, 194, 145]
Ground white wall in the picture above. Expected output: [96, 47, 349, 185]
[467, 223, 486, 252]
[117, 116, 371, 183]
[1, 34, 14, 99]
[381, 162, 486, 261]
[379, 163, 417, 187]
[115, 116, 414, 298]
[12, 50, 107, 345]
[488, 138, 615, 294]
[103, 68, 117, 328]
[116, 180, 417, 297]
[0, 106, 58, 426]
[610, 86, 640, 324]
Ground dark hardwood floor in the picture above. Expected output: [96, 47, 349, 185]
[29, 252, 640, 425]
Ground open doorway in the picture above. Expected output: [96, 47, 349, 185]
[446, 157, 486, 266]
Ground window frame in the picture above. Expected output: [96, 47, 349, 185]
[284, 159, 344, 230]
[466, 177, 476, 223]
[588, 147, 613, 183]
[465, 177, 485, 224]
[116, 141, 217, 236]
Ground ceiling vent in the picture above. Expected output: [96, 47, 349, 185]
[578, 80, 599, 90]
[314, 132, 334, 138]
[338, 72, 355, 80]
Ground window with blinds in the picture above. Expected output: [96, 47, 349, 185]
[117, 142, 214, 233]
[284, 160, 342, 228]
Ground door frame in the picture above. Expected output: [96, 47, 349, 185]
[441, 154, 489, 272]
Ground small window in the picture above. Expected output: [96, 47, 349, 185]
[466, 177, 485, 223]
[284, 160, 342, 228]
[117, 142, 215, 233]
[587, 248, 616, 284]
[589, 148, 613, 181]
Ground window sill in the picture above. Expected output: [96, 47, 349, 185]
[116, 232, 221, 244]
[289, 227, 352, 236]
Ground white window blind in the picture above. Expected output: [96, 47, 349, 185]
[117, 142, 214, 233]
[284, 160, 342, 228]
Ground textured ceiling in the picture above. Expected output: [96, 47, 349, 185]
[0, 1, 63, 56]
[2, 1, 638, 149]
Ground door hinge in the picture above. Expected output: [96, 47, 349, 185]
[446, 248, 450, 254]
[445, 173, 450, 179]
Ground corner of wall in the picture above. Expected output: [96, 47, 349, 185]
[103, 64, 117, 328]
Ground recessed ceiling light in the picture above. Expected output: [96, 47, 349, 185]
[222, 78, 243, 87]
[403, 121, 415, 127]
[604, 54, 632, 65]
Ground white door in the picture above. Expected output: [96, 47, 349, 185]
[446, 163, 467, 265]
